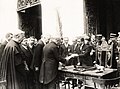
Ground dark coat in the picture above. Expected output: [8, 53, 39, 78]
[0, 40, 27, 89]
[31, 40, 45, 69]
[69, 44, 77, 54]
[60, 44, 70, 57]
[39, 42, 66, 84]
[67, 44, 80, 65]
[79, 44, 93, 67]
[0, 40, 7, 60]
[20, 45, 33, 68]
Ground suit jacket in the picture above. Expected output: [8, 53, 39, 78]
[20, 45, 33, 67]
[30, 40, 45, 69]
[69, 44, 78, 54]
[79, 44, 93, 67]
[61, 44, 70, 57]
[67, 44, 81, 65]
[39, 42, 66, 84]
[75, 44, 82, 54]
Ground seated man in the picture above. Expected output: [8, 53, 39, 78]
[79, 37, 94, 67]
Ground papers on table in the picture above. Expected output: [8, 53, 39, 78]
[65, 54, 79, 60]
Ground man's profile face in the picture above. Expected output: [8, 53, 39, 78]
[7, 34, 13, 41]
[77, 39, 81, 45]
[56, 38, 62, 46]
[18, 33, 25, 43]
[45, 38, 50, 44]
[72, 39, 77, 45]
[64, 40, 68, 44]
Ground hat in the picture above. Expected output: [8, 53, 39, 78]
[81, 38, 84, 42]
[96, 34, 102, 40]
[96, 34, 102, 37]
[118, 32, 120, 35]
[110, 33, 116, 38]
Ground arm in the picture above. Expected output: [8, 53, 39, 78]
[79, 46, 91, 57]
[52, 46, 66, 64]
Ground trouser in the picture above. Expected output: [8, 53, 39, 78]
[33, 68, 41, 89]
[15, 64, 28, 89]
[41, 78, 59, 89]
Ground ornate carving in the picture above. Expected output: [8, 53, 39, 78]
[17, 0, 40, 11]
[85, 0, 97, 36]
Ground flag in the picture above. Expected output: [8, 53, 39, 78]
[56, 8, 63, 39]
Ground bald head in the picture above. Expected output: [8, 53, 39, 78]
[51, 37, 62, 45]
[13, 30, 25, 43]
[41, 34, 51, 44]
[5, 32, 13, 42]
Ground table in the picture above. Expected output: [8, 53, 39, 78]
[58, 65, 118, 89]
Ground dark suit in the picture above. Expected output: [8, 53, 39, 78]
[30, 40, 45, 89]
[68, 44, 79, 66]
[39, 42, 66, 89]
[20, 45, 33, 67]
[31, 40, 45, 69]
[20, 45, 34, 89]
[79, 44, 93, 67]
[69, 44, 77, 54]
[60, 44, 70, 57]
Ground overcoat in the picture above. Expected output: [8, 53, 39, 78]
[79, 44, 93, 67]
[0, 40, 28, 89]
[39, 42, 66, 84]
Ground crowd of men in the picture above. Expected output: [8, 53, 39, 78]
[0, 30, 120, 89]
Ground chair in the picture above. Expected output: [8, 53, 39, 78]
[92, 77, 120, 89]
[96, 49, 110, 68]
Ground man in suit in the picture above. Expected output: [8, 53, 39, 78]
[79, 37, 94, 89]
[79, 37, 93, 67]
[30, 35, 51, 89]
[68, 37, 78, 66]
[60, 37, 70, 58]
[39, 37, 67, 89]
[68, 37, 82, 88]
[27, 36, 36, 55]
[20, 38, 34, 89]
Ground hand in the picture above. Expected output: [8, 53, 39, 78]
[65, 56, 71, 61]
[70, 54, 79, 58]
[77, 62, 80, 66]
[106, 65, 111, 68]
[35, 67, 39, 71]
[0, 80, 7, 86]
[25, 65, 29, 71]
[24, 61, 29, 71]
[90, 49, 95, 55]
